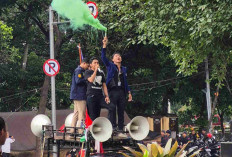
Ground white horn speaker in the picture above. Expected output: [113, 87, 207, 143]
[90, 117, 113, 142]
[31, 114, 51, 137]
[126, 116, 149, 141]
[65, 113, 74, 127]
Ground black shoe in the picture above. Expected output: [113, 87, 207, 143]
[113, 127, 118, 132]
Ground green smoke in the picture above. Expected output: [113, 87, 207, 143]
[51, 0, 107, 31]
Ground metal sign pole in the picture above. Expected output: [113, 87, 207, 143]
[205, 57, 212, 132]
[49, 6, 57, 157]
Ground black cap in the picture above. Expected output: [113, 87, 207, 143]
[166, 130, 171, 134]
[161, 130, 165, 133]
[183, 131, 187, 134]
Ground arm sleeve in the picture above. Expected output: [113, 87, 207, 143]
[10, 138, 15, 143]
[101, 48, 110, 67]
[74, 70, 85, 85]
[84, 70, 92, 80]
[102, 72, 106, 83]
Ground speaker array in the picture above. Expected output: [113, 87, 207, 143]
[31, 114, 149, 142]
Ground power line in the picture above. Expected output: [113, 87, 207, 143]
[0, 88, 41, 100]
[55, 71, 205, 92]
[129, 71, 205, 87]
[131, 71, 205, 92]
[132, 82, 174, 92]
[1, 89, 40, 103]
[5, 91, 39, 120]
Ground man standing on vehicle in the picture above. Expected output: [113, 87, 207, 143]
[85, 57, 115, 122]
[101, 36, 132, 132]
[70, 58, 89, 134]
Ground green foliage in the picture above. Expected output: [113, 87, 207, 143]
[0, 0, 232, 135]
[100, 0, 232, 84]
[123, 139, 197, 157]
[0, 51, 44, 111]
[0, 21, 18, 63]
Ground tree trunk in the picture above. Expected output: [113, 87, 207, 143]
[22, 42, 29, 70]
[208, 84, 220, 132]
[35, 75, 50, 157]
[220, 113, 225, 137]
[225, 78, 232, 96]
[199, 96, 207, 128]
[18, 17, 31, 110]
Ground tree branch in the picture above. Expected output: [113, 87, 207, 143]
[30, 16, 49, 39]
[225, 78, 232, 96]
[16, 2, 49, 40]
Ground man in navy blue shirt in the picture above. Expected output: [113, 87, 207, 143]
[70, 58, 89, 134]
[101, 37, 132, 132]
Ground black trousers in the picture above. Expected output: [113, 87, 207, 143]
[109, 88, 126, 130]
[86, 94, 115, 123]
[2, 153, 10, 157]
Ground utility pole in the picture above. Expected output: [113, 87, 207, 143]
[49, 6, 57, 157]
[205, 57, 212, 132]
[49, 6, 71, 156]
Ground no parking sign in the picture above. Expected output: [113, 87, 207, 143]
[87, 1, 98, 19]
[43, 59, 60, 77]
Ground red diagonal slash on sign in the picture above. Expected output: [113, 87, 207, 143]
[43, 59, 60, 77]
[45, 60, 56, 73]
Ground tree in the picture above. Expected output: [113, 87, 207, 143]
[99, 0, 232, 130]
[0, 21, 18, 63]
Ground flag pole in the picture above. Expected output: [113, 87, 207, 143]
[78, 43, 82, 64]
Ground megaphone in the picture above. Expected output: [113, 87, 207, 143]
[90, 117, 112, 142]
[65, 113, 78, 127]
[126, 116, 149, 141]
[31, 114, 51, 137]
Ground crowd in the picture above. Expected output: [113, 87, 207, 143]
[160, 128, 208, 147]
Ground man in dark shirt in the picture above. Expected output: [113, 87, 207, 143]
[199, 128, 207, 142]
[189, 129, 198, 142]
[85, 57, 115, 122]
[178, 131, 190, 148]
[160, 130, 166, 147]
[70, 58, 89, 134]
[101, 37, 132, 131]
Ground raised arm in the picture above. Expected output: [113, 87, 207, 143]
[101, 37, 110, 67]
[10, 136, 15, 143]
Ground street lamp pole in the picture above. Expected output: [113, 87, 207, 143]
[49, 6, 57, 157]
[205, 57, 212, 132]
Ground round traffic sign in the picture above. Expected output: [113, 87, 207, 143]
[43, 59, 60, 77]
[87, 1, 98, 19]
